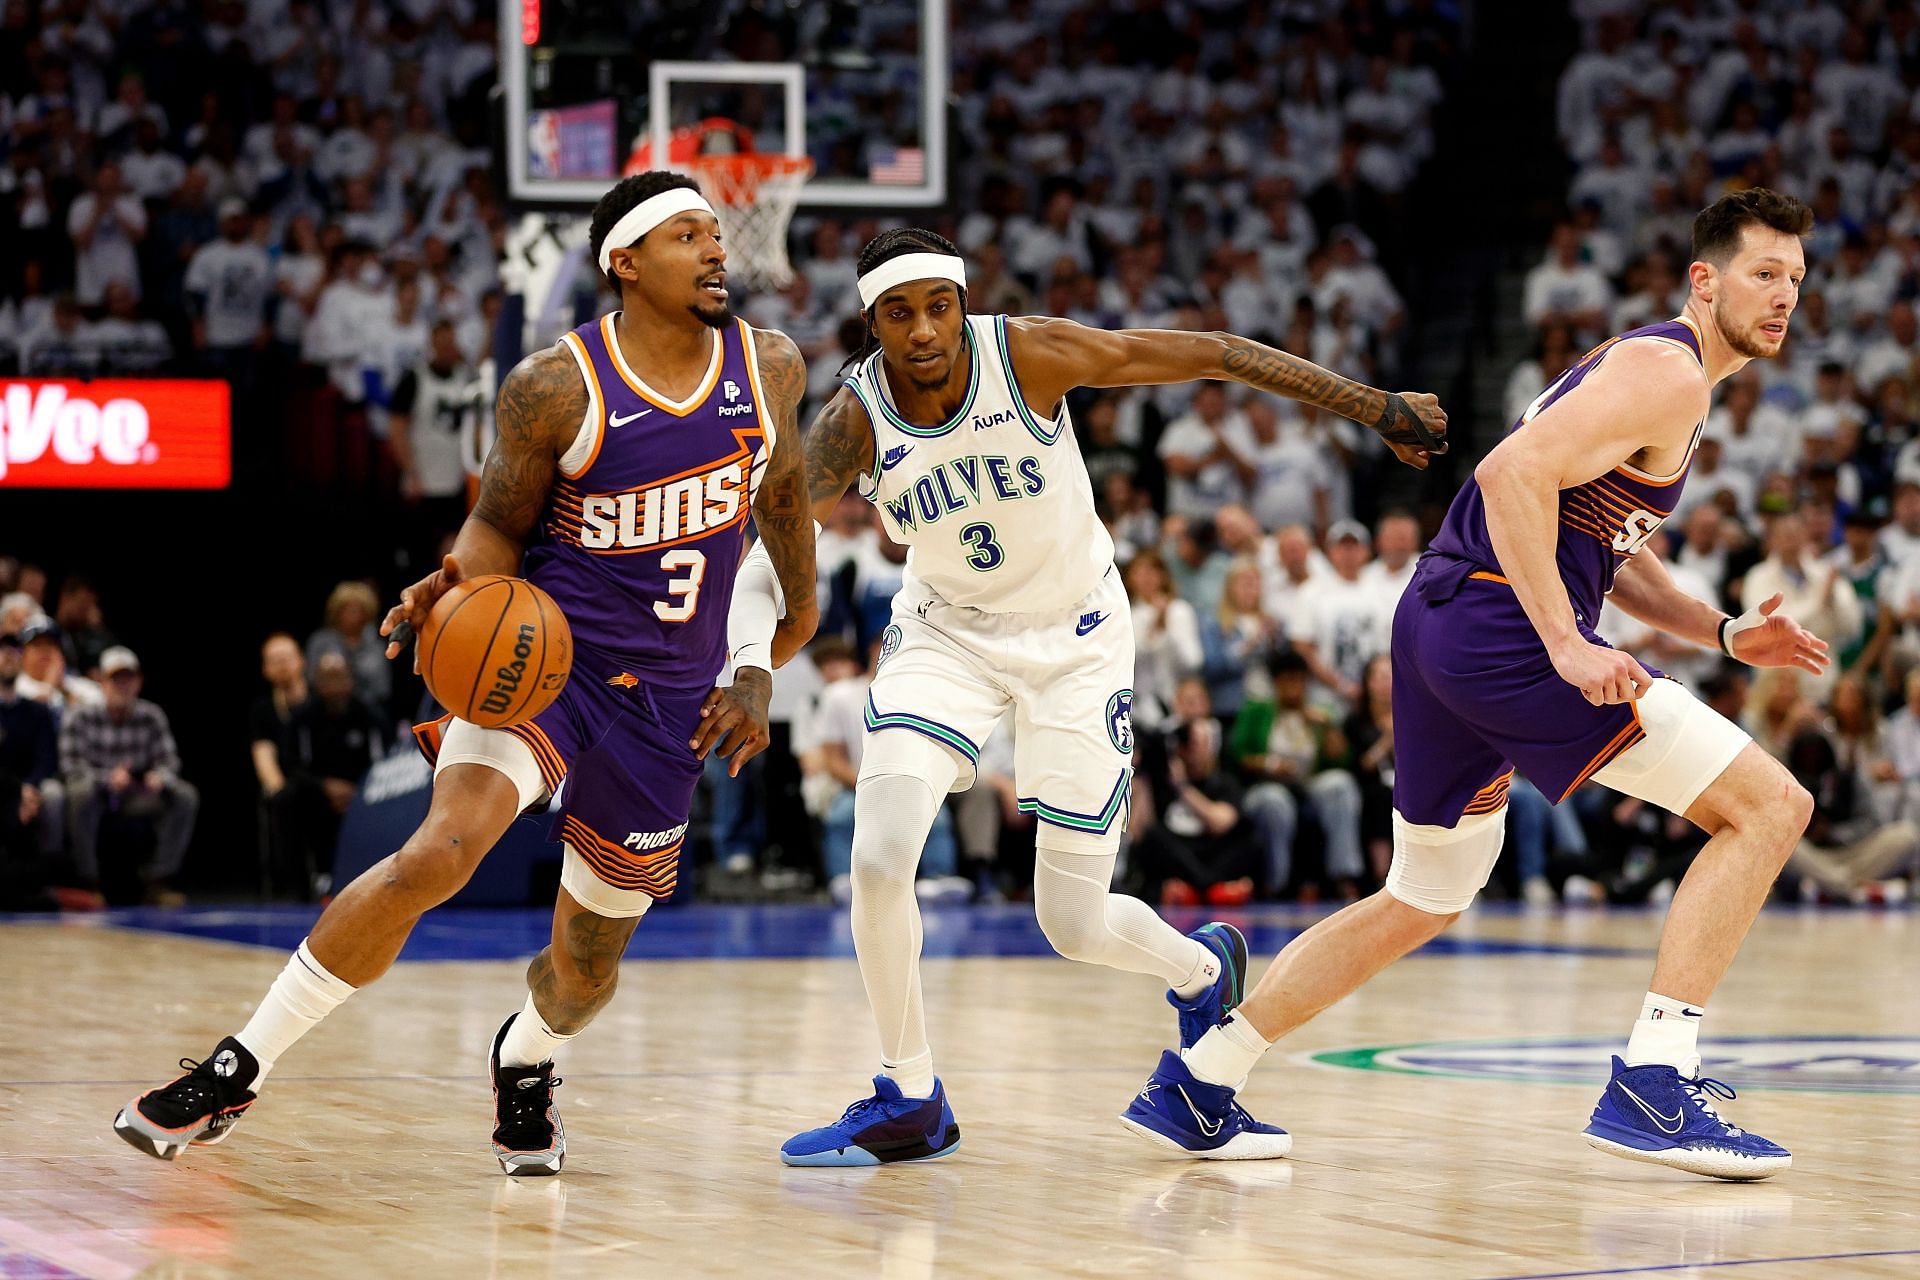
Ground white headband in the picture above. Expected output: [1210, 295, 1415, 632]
[857, 252, 968, 309]
[596, 188, 718, 275]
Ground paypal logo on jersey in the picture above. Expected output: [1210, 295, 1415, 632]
[972, 409, 1017, 432]
[880, 453, 1046, 532]
[881, 444, 914, 471]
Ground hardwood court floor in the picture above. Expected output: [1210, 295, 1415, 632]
[1, 904, 1915, 1279]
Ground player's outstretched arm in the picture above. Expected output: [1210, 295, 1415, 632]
[1477, 341, 1703, 705]
[1002, 315, 1447, 469]
[1611, 550, 1831, 676]
[380, 344, 581, 660]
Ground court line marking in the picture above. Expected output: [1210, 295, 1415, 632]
[1482, 1249, 1920, 1279]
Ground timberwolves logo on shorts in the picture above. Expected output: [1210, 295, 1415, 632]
[1106, 689, 1134, 754]
[878, 625, 902, 667]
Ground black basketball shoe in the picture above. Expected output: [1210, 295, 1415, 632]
[113, 1037, 259, 1161]
[490, 1014, 565, 1176]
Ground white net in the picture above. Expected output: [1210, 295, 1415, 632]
[687, 154, 813, 291]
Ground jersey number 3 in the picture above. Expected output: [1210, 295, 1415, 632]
[960, 522, 1003, 571]
[656, 549, 707, 621]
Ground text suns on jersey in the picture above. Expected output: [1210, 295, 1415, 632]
[576, 455, 751, 552]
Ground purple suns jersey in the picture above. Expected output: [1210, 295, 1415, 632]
[520, 312, 775, 690]
[1426, 317, 1707, 621]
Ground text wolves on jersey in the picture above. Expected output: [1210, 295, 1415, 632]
[577, 454, 752, 551]
[881, 453, 1047, 532]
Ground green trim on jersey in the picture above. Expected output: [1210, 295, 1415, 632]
[864, 694, 982, 762]
[994, 314, 1066, 446]
[861, 322, 984, 438]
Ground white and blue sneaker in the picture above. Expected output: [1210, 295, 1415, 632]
[1582, 1056, 1791, 1181]
[781, 1076, 961, 1167]
[1168, 922, 1249, 1049]
[1119, 1050, 1292, 1160]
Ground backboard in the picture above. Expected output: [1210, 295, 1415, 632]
[501, 0, 947, 208]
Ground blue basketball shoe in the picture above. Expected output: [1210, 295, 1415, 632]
[1582, 1056, 1791, 1181]
[781, 1076, 961, 1167]
[1119, 1051, 1291, 1160]
[1168, 922, 1248, 1049]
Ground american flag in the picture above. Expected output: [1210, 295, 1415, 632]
[870, 146, 925, 185]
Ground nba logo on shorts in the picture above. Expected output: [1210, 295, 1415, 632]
[1106, 689, 1134, 754]
[878, 624, 902, 666]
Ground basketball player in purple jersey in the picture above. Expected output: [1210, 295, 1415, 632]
[113, 173, 820, 1175]
[1125, 190, 1830, 1180]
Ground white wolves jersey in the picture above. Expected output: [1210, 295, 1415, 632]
[848, 314, 1113, 612]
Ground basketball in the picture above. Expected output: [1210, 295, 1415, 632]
[419, 575, 572, 728]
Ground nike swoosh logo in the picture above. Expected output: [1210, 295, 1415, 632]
[609, 408, 652, 427]
[1177, 1085, 1223, 1138]
[881, 446, 913, 471]
[1615, 1082, 1685, 1134]
[1076, 612, 1107, 636]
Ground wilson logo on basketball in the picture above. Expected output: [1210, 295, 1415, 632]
[478, 623, 541, 717]
[577, 457, 751, 551]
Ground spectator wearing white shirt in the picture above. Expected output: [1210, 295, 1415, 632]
[1158, 382, 1257, 520]
[1126, 551, 1204, 734]
[1362, 511, 1422, 613]
[1261, 523, 1326, 625]
[20, 295, 99, 377]
[1523, 221, 1613, 342]
[1743, 512, 1862, 700]
[1568, 138, 1647, 241]
[1882, 670, 1920, 803]
[1290, 521, 1391, 706]
[119, 118, 187, 203]
[1504, 323, 1578, 426]
[1243, 397, 1333, 532]
[90, 282, 171, 374]
[184, 201, 273, 373]
[66, 163, 147, 306]
[1853, 303, 1918, 396]
[1879, 483, 1920, 569]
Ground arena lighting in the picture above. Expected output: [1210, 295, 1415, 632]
[520, 0, 538, 44]
[0, 379, 230, 488]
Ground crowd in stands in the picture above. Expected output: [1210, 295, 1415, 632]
[10, 0, 1920, 910]
[1524, 0, 1920, 904]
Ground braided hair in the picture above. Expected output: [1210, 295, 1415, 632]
[588, 170, 705, 293]
[838, 227, 968, 375]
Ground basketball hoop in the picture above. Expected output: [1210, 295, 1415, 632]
[687, 153, 812, 291]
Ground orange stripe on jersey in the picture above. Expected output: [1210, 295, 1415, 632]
[1572, 485, 1640, 520]
[1592, 474, 1677, 512]
[1559, 711, 1646, 803]
[1608, 461, 1689, 490]
[1469, 570, 1511, 585]
[562, 817, 681, 894]
[738, 319, 775, 447]
[505, 722, 567, 791]
[559, 332, 606, 480]
[581, 505, 752, 557]
[1561, 513, 1614, 544]
[598, 314, 724, 413]
[1464, 768, 1515, 815]
[411, 711, 456, 764]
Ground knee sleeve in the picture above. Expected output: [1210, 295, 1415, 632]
[857, 727, 966, 794]
[851, 771, 945, 893]
[560, 843, 659, 920]
[1386, 807, 1506, 915]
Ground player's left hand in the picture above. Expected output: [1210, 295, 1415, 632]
[1377, 391, 1448, 470]
[692, 666, 773, 777]
[1727, 593, 1831, 675]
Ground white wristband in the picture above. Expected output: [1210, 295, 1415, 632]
[724, 521, 819, 674]
[1720, 607, 1765, 659]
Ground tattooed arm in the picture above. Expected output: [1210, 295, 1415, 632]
[1003, 315, 1449, 470]
[381, 343, 582, 657]
[802, 385, 879, 525]
[748, 328, 820, 665]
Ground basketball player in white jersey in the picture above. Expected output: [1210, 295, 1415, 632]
[725, 229, 1448, 1165]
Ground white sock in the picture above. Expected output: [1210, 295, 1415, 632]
[1170, 940, 1222, 1001]
[235, 939, 356, 1083]
[499, 994, 575, 1068]
[1625, 991, 1704, 1076]
[1182, 1011, 1274, 1090]
[882, 1048, 936, 1100]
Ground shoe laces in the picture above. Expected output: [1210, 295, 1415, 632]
[498, 1069, 561, 1136]
[1682, 1075, 1743, 1134]
[839, 1094, 889, 1125]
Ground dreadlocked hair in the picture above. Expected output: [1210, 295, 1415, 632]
[588, 170, 705, 292]
[838, 227, 968, 376]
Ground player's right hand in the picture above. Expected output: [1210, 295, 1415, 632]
[381, 553, 464, 666]
[1550, 638, 1653, 705]
[1381, 391, 1448, 470]
[692, 667, 773, 777]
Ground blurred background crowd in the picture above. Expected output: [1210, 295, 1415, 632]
[5, 0, 1918, 912]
